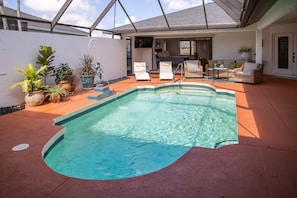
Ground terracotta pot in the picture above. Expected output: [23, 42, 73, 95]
[25, 90, 45, 107]
[50, 95, 62, 103]
[57, 80, 72, 92]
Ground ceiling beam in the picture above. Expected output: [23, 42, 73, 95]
[240, 0, 277, 27]
[228, 0, 242, 10]
[51, 0, 72, 32]
[117, 0, 137, 32]
[158, 0, 170, 30]
[90, 0, 116, 34]
[214, 0, 241, 23]
[202, 0, 208, 29]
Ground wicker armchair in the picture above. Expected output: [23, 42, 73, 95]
[233, 63, 264, 84]
[184, 60, 203, 78]
[205, 60, 218, 76]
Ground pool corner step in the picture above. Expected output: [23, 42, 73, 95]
[88, 86, 114, 100]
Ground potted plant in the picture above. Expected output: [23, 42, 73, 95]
[79, 54, 95, 90]
[45, 85, 68, 103]
[239, 47, 252, 59]
[36, 45, 55, 86]
[11, 63, 47, 107]
[54, 63, 74, 92]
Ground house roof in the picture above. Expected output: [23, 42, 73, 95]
[114, 3, 239, 34]
[0, 7, 88, 36]
[113, 0, 278, 35]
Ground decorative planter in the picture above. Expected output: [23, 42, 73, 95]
[80, 75, 94, 90]
[241, 52, 251, 59]
[50, 95, 62, 103]
[25, 90, 45, 107]
[57, 80, 72, 92]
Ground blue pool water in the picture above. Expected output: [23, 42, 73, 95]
[43, 83, 238, 180]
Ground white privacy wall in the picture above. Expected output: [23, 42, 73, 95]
[0, 30, 126, 107]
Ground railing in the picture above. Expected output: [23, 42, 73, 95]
[172, 63, 184, 82]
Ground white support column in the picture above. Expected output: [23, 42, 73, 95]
[256, 29, 263, 64]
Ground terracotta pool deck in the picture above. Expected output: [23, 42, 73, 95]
[1, 75, 297, 198]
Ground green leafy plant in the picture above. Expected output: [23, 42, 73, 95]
[36, 45, 55, 84]
[45, 85, 68, 103]
[239, 47, 251, 53]
[54, 63, 73, 83]
[11, 63, 47, 93]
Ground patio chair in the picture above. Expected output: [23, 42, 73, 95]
[159, 61, 174, 80]
[233, 62, 264, 84]
[133, 62, 150, 81]
[205, 60, 218, 77]
[184, 60, 203, 78]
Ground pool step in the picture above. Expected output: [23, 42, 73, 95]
[87, 86, 114, 100]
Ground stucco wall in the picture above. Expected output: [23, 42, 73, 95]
[131, 31, 256, 71]
[212, 31, 256, 60]
[262, 23, 297, 75]
[133, 48, 153, 70]
[0, 30, 126, 107]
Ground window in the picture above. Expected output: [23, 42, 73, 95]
[179, 40, 196, 56]
[278, 36, 289, 69]
[0, 18, 28, 31]
[126, 38, 132, 75]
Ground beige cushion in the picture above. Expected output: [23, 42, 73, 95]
[208, 60, 217, 68]
[134, 62, 147, 73]
[236, 62, 243, 68]
[186, 60, 200, 72]
[242, 62, 258, 74]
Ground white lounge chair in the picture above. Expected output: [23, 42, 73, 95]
[133, 62, 150, 81]
[159, 61, 174, 80]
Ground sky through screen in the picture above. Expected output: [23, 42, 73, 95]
[4, 0, 213, 30]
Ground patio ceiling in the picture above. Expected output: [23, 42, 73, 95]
[1, 0, 278, 37]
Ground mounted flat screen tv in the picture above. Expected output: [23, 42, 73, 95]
[135, 37, 153, 48]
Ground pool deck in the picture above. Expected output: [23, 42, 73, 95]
[1, 75, 297, 198]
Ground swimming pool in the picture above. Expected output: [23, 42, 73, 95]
[43, 83, 238, 180]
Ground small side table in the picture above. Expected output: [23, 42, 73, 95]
[213, 68, 229, 79]
[207, 68, 214, 79]
[149, 70, 159, 78]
